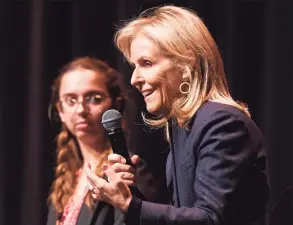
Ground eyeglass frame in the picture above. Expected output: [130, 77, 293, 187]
[58, 93, 112, 112]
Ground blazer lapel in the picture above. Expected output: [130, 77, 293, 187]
[166, 152, 173, 190]
[166, 122, 174, 191]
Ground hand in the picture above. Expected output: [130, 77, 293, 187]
[85, 163, 132, 212]
[107, 153, 140, 187]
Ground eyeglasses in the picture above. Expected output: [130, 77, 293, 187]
[60, 94, 110, 112]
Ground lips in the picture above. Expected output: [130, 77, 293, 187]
[76, 121, 88, 125]
[75, 121, 89, 129]
[142, 89, 154, 98]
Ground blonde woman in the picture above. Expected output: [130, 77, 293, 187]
[85, 6, 269, 225]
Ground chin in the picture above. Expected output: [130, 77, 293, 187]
[146, 105, 162, 116]
[75, 132, 98, 142]
[74, 131, 88, 138]
[147, 102, 170, 117]
[74, 128, 94, 136]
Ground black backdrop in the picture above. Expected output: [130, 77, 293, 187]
[2, 0, 293, 224]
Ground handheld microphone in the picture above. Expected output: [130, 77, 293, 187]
[102, 109, 146, 199]
[101, 109, 133, 166]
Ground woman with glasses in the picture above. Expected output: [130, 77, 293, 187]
[46, 56, 130, 225]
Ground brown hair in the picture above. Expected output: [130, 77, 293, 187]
[47, 56, 126, 214]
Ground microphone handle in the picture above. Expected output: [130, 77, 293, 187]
[107, 129, 144, 198]
[108, 129, 133, 166]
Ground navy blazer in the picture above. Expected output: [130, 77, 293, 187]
[125, 102, 269, 225]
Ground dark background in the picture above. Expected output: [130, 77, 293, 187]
[1, 0, 293, 224]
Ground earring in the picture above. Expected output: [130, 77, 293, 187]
[179, 82, 190, 94]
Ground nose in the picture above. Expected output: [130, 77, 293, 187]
[130, 69, 144, 88]
[75, 102, 87, 114]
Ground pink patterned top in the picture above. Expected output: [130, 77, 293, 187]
[58, 168, 89, 225]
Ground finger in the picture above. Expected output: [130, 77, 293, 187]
[87, 182, 96, 194]
[119, 172, 136, 187]
[91, 192, 100, 199]
[87, 184, 101, 200]
[126, 181, 136, 186]
[121, 180, 136, 186]
[111, 162, 135, 174]
[131, 155, 142, 166]
[104, 167, 120, 183]
[119, 172, 135, 180]
[108, 153, 126, 166]
[85, 165, 96, 181]
[85, 168, 108, 190]
[102, 164, 108, 171]
[86, 176, 98, 189]
[87, 181, 94, 190]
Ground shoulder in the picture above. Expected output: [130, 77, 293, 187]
[195, 101, 254, 126]
[196, 101, 249, 122]
[191, 101, 264, 141]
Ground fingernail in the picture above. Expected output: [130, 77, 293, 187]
[121, 158, 126, 164]
[102, 164, 108, 170]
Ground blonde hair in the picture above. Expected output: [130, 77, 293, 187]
[114, 5, 249, 131]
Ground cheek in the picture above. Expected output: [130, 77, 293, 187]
[91, 101, 114, 120]
[59, 111, 71, 124]
[168, 78, 180, 93]
[60, 116, 75, 133]
[158, 72, 181, 106]
[63, 115, 75, 126]
[166, 70, 182, 95]
[143, 68, 165, 87]
[58, 111, 65, 123]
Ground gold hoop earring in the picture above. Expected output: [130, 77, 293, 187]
[179, 82, 190, 94]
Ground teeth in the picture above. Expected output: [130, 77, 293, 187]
[144, 92, 151, 97]
[142, 90, 153, 98]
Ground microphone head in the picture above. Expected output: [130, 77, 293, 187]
[102, 109, 122, 132]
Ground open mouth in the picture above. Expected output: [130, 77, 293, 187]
[142, 90, 154, 99]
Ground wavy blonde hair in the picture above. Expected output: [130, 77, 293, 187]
[47, 57, 125, 215]
[114, 5, 249, 132]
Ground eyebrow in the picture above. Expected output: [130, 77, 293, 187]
[61, 90, 108, 98]
[130, 56, 154, 65]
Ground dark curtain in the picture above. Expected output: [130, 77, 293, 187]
[2, 0, 293, 225]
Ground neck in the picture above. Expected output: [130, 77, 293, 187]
[77, 135, 110, 169]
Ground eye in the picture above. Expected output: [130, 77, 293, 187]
[86, 95, 103, 104]
[64, 96, 76, 106]
[142, 60, 152, 67]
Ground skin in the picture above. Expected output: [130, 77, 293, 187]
[85, 154, 139, 212]
[58, 68, 113, 144]
[130, 33, 182, 116]
[58, 68, 134, 183]
[85, 34, 184, 212]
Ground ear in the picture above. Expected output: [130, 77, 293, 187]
[182, 65, 192, 81]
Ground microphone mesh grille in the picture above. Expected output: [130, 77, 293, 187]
[101, 109, 122, 131]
